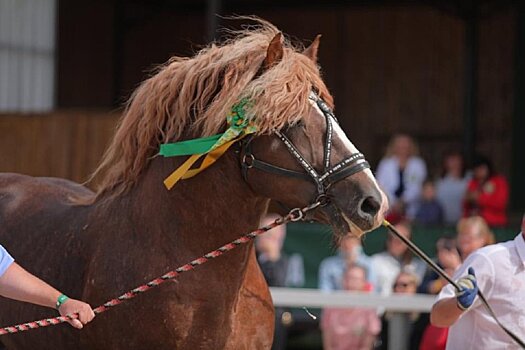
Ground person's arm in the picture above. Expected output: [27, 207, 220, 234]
[0, 262, 95, 329]
[430, 296, 466, 327]
[359, 333, 377, 350]
[430, 267, 478, 327]
[322, 331, 333, 350]
[318, 259, 335, 291]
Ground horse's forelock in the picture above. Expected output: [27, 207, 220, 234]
[90, 19, 333, 201]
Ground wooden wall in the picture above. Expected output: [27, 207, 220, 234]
[1, 2, 519, 197]
[0, 111, 119, 186]
[477, 9, 516, 179]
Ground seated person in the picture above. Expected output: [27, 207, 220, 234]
[370, 222, 426, 296]
[320, 264, 380, 350]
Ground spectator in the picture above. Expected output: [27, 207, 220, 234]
[430, 214, 525, 349]
[456, 216, 494, 261]
[370, 222, 426, 296]
[417, 237, 462, 350]
[414, 179, 444, 226]
[418, 237, 462, 295]
[318, 235, 373, 292]
[256, 214, 292, 350]
[321, 264, 381, 350]
[463, 154, 509, 227]
[376, 269, 421, 350]
[376, 134, 427, 222]
[435, 151, 470, 225]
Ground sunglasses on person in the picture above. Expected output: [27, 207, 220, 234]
[394, 280, 415, 289]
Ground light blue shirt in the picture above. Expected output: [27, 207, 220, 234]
[0, 244, 14, 277]
[435, 175, 469, 225]
[318, 247, 374, 291]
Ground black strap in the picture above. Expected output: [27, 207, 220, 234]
[247, 158, 312, 181]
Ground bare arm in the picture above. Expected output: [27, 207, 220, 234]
[0, 262, 95, 329]
[431, 267, 478, 328]
[430, 297, 464, 327]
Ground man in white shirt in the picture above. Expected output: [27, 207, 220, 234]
[430, 214, 525, 349]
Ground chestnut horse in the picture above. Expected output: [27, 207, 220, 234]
[0, 19, 387, 349]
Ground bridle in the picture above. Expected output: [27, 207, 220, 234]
[240, 92, 371, 218]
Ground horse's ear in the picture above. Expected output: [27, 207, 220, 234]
[303, 34, 321, 64]
[263, 33, 284, 69]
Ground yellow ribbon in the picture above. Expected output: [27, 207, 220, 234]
[163, 134, 249, 190]
[162, 98, 256, 190]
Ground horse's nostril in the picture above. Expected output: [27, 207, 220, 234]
[360, 196, 380, 217]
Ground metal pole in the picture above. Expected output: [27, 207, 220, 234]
[388, 313, 410, 350]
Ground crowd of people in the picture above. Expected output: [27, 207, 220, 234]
[377, 134, 509, 228]
[254, 133, 517, 349]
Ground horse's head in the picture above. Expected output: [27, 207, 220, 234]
[89, 19, 387, 239]
[240, 33, 388, 238]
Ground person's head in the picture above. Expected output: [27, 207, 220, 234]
[386, 134, 419, 160]
[342, 264, 368, 292]
[456, 216, 494, 258]
[339, 235, 362, 255]
[472, 155, 494, 182]
[436, 237, 457, 254]
[386, 221, 411, 261]
[393, 269, 419, 294]
[441, 150, 465, 178]
[435, 237, 460, 268]
[256, 214, 286, 254]
[421, 179, 436, 201]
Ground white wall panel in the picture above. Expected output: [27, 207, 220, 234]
[0, 0, 56, 112]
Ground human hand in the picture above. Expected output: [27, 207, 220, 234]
[58, 298, 96, 329]
[455, 267, 478, 310]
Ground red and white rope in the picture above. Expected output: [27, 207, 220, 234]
[0, 213, 300, 336]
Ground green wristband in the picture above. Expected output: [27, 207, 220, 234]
[55, 294, 69, 310]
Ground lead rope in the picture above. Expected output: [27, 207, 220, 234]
[383, 220, 525, 349]
[0, 202, 321, 336]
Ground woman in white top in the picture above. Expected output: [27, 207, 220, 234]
[376, 134, 427, 220]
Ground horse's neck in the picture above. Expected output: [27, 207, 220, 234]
[96, 155, 268, 255]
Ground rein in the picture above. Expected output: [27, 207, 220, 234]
[0, 202, 321, 336]
[384, 220, 525, 349]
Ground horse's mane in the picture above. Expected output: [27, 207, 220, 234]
[90, 18, 333, 201]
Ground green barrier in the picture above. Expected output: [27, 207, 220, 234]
[283, 222, 518, 289]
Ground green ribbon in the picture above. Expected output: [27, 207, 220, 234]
[159, 98, 256, 158]
[159, 134, 222, 157]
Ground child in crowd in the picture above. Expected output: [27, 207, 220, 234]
[414, 179, 444, 226]
[321, 264, 381, 350]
